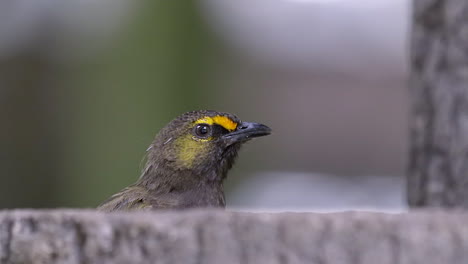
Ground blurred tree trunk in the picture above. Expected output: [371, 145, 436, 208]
[408, 0, 468, 207]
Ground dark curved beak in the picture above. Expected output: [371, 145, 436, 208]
[223, 121, 271, 144]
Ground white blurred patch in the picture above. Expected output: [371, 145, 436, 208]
[198, 0, 409, 79]
[284, 0, 345, 3]
[227, 171, 407, 213]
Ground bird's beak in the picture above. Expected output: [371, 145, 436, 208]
[223, 121, 271, 145]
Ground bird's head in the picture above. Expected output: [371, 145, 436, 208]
[142, 110, 271, 183]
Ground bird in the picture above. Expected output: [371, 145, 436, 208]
[97, 110, 271, 212]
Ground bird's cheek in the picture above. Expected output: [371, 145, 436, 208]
[173, 136, 212, 169]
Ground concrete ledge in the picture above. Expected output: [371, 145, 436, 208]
[0, 209, 467, 264]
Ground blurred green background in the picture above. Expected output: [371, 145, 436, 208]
[0, 0, 409, 211]
[1, 1, 221, 208]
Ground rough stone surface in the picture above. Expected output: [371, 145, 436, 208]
[409, 0, 468, 206]
[0, 209, 468, 264]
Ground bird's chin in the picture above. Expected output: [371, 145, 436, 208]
[223, 137, 247, 147]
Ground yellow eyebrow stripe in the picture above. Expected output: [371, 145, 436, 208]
[195, 115, 238, 131]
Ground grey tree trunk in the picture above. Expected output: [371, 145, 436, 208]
[408, 0, 468, 207]
[2, 209, 468, 264]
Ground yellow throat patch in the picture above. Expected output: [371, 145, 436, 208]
[194, 115, 238, 131]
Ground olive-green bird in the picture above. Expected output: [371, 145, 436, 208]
[97, 110, 271, 212]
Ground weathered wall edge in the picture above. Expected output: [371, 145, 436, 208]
[1, 209, 468, 264]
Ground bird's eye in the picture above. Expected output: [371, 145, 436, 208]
[194, 124, 211, 138]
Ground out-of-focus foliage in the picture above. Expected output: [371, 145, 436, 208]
[0, 1, 217, 208]
[63, 1, 219, 207]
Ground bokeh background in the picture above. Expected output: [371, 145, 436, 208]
[0, 0, 409, 212]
